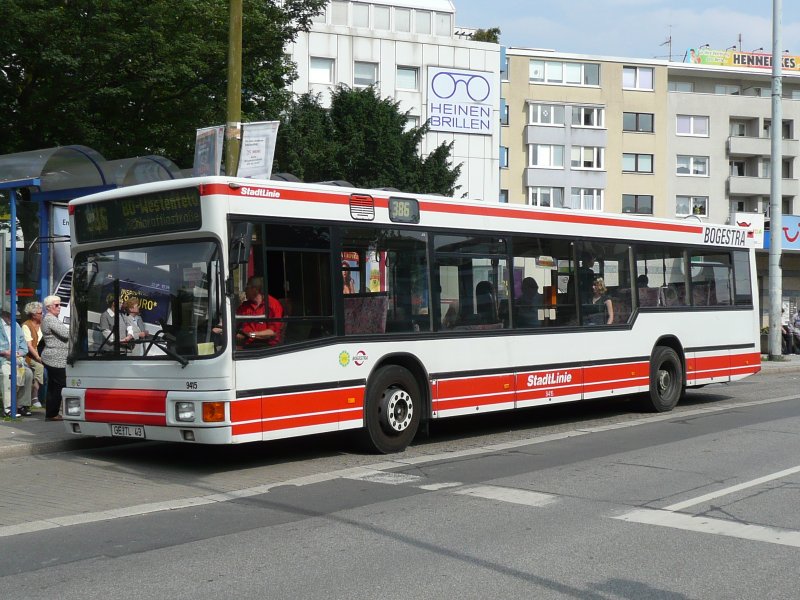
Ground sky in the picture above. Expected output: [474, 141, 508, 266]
[453, 0, 800, 61]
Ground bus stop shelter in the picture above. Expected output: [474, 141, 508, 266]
[0, 145, 182, 417]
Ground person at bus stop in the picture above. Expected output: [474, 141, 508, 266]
[235, 276, 283, 347]
[586, 277, 614, 326]
[0, 301, 34, 417]
[21, 301, 45, 408]
[41, 295, 69, 421]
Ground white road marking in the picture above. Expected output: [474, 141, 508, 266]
[417, 482, 462, 491]
[664, 465, 800, 511]
[0, 394, 796, 538]
[615, 509, 800, 548]
[454, 485, 558, 507]
[344, 470, 424, 485]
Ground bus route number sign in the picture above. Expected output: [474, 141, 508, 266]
[388, 197, 420, 224]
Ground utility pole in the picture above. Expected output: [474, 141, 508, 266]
[225, 0, 243, 177]
[768, 0, 783, 359]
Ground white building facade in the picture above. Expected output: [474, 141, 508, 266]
[286, 0, 501, 201]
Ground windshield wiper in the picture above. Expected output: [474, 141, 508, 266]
[141, 330, 189, 368]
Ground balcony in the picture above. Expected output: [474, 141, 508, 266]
[728, 135, 800, 157]
[728, 176, 799, 196]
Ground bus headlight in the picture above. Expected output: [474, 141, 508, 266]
[176, 402, 196, 422]
[65, 397, 81, 417]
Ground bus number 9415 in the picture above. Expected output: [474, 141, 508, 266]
[186, 381, 198, 390]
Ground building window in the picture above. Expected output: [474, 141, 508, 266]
[330, 1, 347, 25]
[623, 66, 654, 90]
[572, 106, 604, 128]
[395, 8, 411, 32]
[528, 187, 564, 208]
[571, 146, 604, 169]
[676, 195, 708, 217]
[352, 2, 369, 27]
[500, 146, 509, 169]
[354, 62, 377, 87]
[676, 155, 709, 176]
[569, 188, 603, 211]
[500, 100, 509, 126]
[405, 115, 419, 132]
[676, 114, 709, 136]
[499, 189, 509, 204]
[529, 144, 564, 168]
[669, 81, 694, 92]
[715, 84, 741, 95]
[730, 121, 747, 137]
[415, 9, 431, 34]
[528, 103, 565, 126]
[622, 153, 653, 173]
[374, 5, 390, 29]
[622, 194, 653, 214]
[310, 57, 334, 84]
[435, 12, 452, 36]
[623, 112, 654, 133]
[529, 60, 599, 86]
[396, 66, 419, 90]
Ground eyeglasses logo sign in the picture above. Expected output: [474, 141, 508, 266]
[427, 67, 494, 136]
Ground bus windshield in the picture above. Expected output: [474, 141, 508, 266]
[69, 240, 224, 363]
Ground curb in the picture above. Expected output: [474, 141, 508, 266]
[0, 436, 133, 459]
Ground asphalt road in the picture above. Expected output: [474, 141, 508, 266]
[1, 371, 799, 599]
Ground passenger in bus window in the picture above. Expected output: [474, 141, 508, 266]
[578, 252, 596, 305]
[342, 262, 356, 295]
[515, 277, 542, 327]
[236, 276, 283, 347]
[99, 295, 133, 349]
[122, 298, 148, 356]
[586, 277, 614, 325]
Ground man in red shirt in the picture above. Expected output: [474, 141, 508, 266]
[235, 276, 283, 347]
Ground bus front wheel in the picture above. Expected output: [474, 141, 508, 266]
[644, 346, 683, 412]
[362, 365, 421, 454]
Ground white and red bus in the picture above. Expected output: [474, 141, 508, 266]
[62, 177, 760, 452]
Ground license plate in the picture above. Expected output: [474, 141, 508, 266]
[110, 424, 146, 439]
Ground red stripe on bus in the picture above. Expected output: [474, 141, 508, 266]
[230, 398, 262, 422]
[435, 374, 515, 399]
[86, 411, 166, 426]
[432, 393, 515, 412]
[84, 389, 167, 423]
[204, 184, 703, 235]
[261, 387, 364, 420]
[582, 362, 649, 384]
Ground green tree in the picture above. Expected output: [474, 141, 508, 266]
[275, 85, 461, 196]
[0, 0, 325, 167]
[471, 28, 501, 44]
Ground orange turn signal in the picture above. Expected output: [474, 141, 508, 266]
[202, 402, 225, 422]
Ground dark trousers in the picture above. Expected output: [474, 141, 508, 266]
[44, 365, 65, 419]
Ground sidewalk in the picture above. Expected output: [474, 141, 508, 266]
[1, 355, 798, 458]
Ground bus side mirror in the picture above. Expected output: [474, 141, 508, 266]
[229, 222, 253, 268]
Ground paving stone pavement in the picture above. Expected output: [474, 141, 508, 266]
[1, 354, 798, 459]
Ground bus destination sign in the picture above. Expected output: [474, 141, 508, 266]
[74, 188, 202, 243]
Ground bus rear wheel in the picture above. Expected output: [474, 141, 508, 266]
[644, 346, 683, 412]
[362, 365, 421, 454]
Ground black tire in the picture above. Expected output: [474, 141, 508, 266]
[361, 365, 421, 454]
[643, 346, 683, 412]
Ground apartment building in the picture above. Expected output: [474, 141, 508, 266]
[501, 47, 800, 306]
[286, 0, 501, 201]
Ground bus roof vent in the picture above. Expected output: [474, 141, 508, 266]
[349, 193, 375, 221]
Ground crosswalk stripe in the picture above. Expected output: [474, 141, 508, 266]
[454, 485, 558, 507]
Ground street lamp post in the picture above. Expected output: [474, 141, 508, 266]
[225, 0, 243, 177]
[768, 0, 783, 359]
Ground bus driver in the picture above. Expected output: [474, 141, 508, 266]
[235, 276, 283, 347]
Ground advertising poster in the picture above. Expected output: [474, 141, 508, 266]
[192, 125, 224, 176]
